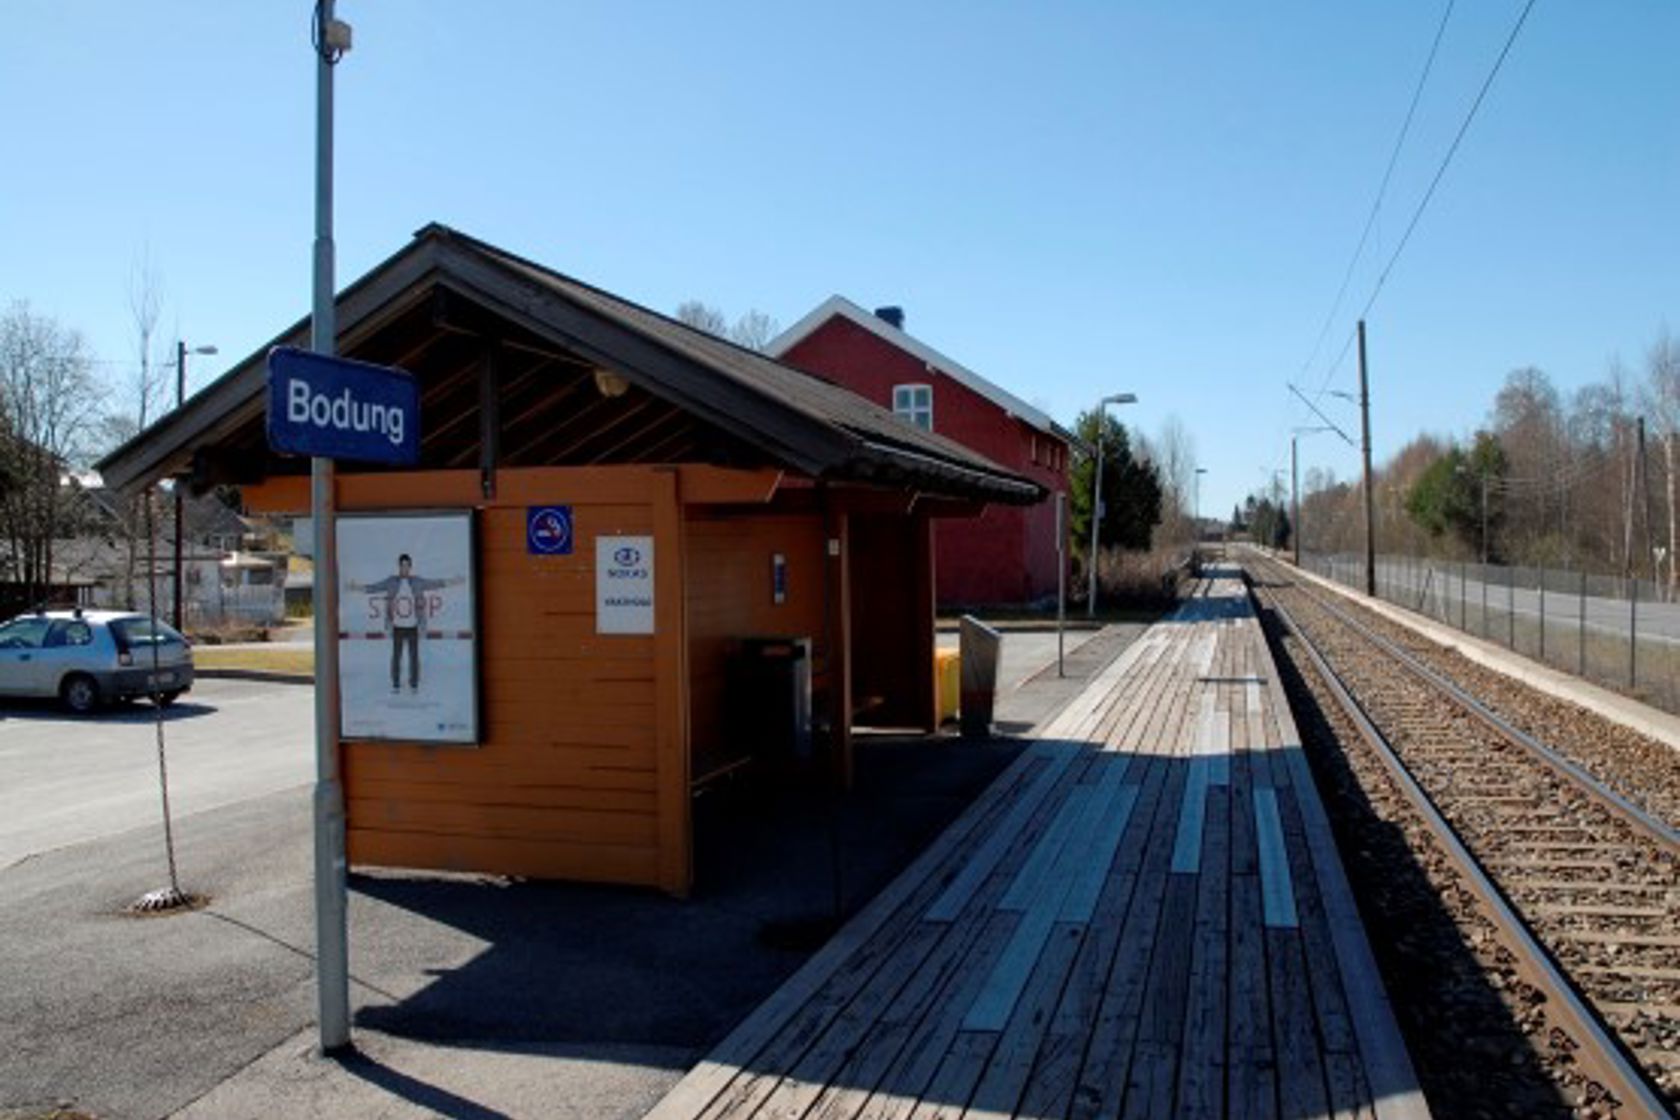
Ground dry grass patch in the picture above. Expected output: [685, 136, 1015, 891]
[193, 646, 314, 676]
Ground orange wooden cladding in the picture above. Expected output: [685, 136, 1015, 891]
[347, 829, 660, 885]
[254, 465, 693, 891]
[240, 463, 919, 894]
[686, 511, 831, 779]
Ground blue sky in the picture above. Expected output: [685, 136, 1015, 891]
[3, 2, 1675, 520]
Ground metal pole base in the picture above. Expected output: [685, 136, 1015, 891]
[128, 886, 199, 914]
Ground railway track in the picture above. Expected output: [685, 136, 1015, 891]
[1246, 553, 1678, 1117]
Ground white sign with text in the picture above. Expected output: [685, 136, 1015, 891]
[597, 535, 654, 634]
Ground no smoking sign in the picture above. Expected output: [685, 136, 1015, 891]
[527, 505, 574, 556]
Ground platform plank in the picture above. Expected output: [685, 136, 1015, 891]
[646, 568, 1428, 1120]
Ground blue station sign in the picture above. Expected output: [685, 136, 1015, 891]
[266, 346, 420, 465]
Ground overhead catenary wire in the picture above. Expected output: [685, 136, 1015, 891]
[1297, 0, 1542, 409]
[1298, 0, 1457, 391]
[1354, 0, 1539, 326]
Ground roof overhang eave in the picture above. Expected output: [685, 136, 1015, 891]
[852, 439, 1043, 506]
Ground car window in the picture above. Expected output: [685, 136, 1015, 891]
[45, 620, 95, 648]
[0, 617, 51, 650]
[110, 617, 187, 647]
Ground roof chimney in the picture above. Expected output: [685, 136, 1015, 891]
[873, 306, 905, 331]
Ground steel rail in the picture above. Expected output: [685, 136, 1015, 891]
[1291, 568, 1680, 855]
[1261, 580, 1673, 1119]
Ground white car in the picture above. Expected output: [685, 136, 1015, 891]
[0, 609, 195, 713]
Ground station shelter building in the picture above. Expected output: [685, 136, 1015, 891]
[768, 298, 1076, 610]
[96, 225, 1042, 895]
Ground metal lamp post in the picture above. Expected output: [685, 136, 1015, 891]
[171, 342, 217, 631]
[1086, 392, 1138, 618]
[1290, 426, 1333, 567]
[312, 0, 353, 1055]
[1193, 467, 1207, 557]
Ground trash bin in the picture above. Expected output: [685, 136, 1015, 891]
[731, 637, 813, 768]
[935, 647, 961, 724]
[959, 616, 1001, 739]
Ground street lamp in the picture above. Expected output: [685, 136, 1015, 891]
[1291, 426, 1334, 566]
[1193, 466, 1208, 544]
[1087, 391, 1138, 618]
[172, 341, 218, 631]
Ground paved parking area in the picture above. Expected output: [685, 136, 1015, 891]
[0, 678, 313, 868]
[0, 627, 1149, 1120]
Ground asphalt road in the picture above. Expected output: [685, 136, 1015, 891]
[1319, 556, 1680, 645]
[0, 677, 314, 869]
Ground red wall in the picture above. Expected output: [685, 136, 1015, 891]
[781, 316, 1068, 607]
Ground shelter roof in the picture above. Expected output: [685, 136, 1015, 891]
[96, 226, 1042, 507]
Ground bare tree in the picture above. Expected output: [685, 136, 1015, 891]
[1491, 367, 1570, 563]
[0, 302, 103, 606]
[1643, 330, 1680, 593]
[675, 301, 781, 353]
[1140, 417, 1197, 549]
[675, 300, 728, 337]
[729, 310, 781, 352]
[1569, 370, 1635, 571]
[127, 251, 167, 429]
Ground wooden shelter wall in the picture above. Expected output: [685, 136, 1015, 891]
[685, 511, 828, 779]
[245, 466, 688, 891]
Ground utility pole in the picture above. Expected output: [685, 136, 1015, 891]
[312, 0, 352, 1056]
[171, 341, 216, 631]
[1480, 469, 1489, 564]
[1358, 320, 1375, 596]
[1087, 424, 1106, 619]
[173, 344, 187, 632]
[1640, 416, 1656, 581]
[1291, 436, 1300, 566]
[1084, 392, 1136, 617]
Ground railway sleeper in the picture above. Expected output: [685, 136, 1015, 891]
[1529, 902, 1672, 920]
[1486, 857, 1621, 873]
[1518, 878, 1673, 896]
[1549, 929, 1680, 949]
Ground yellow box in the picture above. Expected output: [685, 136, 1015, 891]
[936, 647, 961, 723]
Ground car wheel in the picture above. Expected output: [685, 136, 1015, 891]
[61, 674, 101, 715]
[156, 690, 182, 708]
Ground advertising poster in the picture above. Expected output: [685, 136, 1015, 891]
[337, 512, 479, 744]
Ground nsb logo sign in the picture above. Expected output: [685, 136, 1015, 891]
[527, 506, 574, 556]
[604, 541, 650, 581]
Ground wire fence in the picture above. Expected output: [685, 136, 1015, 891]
[1302, 551, 1680, 716]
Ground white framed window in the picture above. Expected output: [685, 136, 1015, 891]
[893, 383, 933, 431]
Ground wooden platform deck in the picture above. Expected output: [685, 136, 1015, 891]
[647, 567, 1428, 1120]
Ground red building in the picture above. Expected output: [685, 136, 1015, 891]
[770, 298, 1075, 609]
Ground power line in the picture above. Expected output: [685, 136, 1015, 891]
[1354, 0, 1540, 325]
[1299, 0, 1456, 391]
[1297, 0, 1540, 412]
